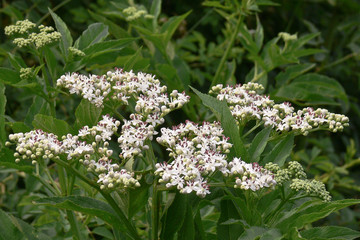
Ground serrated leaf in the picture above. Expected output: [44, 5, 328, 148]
[275, 73, 348, 106]
[88, 10, 130, 39]
[49, 8, 73, 56]
[238, 226, 282, 240]
[83, 38, 136, 56]
[261, 134, 294, 166]
[75, 23, 109, 50]
[35, 196, 124, 231]
[0, 208, 50, 240]
[161, 11, 191, 44]
[300, 226, 360, 240]
[32, 114, 72, 137]
[248, 127, 271, 162]
[275, 63, 315, 86]
[190, 87, 249, 161]
[275, 199, 360, 231]
[74, 99, 102, 130]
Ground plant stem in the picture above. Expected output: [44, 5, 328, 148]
[316, 52, 359, 73]
[211, 12, 244, 87]
[52, 158, 140, 240]
[151, 183, 159, 240]
[242, 120, 264, 138]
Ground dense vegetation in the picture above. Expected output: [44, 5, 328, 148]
[1, 0, 360, 239]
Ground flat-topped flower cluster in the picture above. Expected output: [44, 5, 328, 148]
[210, 83, 349, 135]
[5, 19, 61, 49]
[155, 121, 276, 197]
[8, 115, 139, 190]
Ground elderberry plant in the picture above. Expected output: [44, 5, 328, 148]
[1, 1, 360, 240]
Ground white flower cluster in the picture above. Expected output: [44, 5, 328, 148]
[210, 83, 349, 135]
[228, 158, 276, 191]
[5, 20, 61, 49]
[118, 113, 157, 160]
[8, 115, 139, 191]
[9, 129, 62, 164]
[57, 68, 190, 126]
[155, 121, 233, 197]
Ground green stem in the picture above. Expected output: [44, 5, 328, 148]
[316, 52, 359, 73]
[57, 164, 83, 240]
[52, 158, 140, 240]
[211, 13, 244, 87]
[242, 120, 264, 138]
[151, 183, 159, 240]
[39, 51, 56, 116]
[250, 70, 267, 83]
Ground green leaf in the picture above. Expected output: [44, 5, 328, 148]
[75, 23, 109, 50]
[74, 99, 102, 131]
[216, 199, 243, 240]
[239, 24, 260, 54]
[25, 96, 50, 127]
[0, 208, 50, 240]
[83, 38, 136, 56]
[0, 83, 6, 145]
[248, 127, 271, 162]
[161, 193, 187, 240]
[0, 147, 33, 173]
[255, 15, 264, 50]
[0, 67, 21, 85]
[261, 134, 294, 166]
[190, 87, 250, 161]
[43, 47, 58, 80]
[49, 8, 73, 56]
[150, 0, 162, 30]
[32, 114, 72, 137]
[35, 196, 125, 231]
[274, 73, 348, 106]
[128, 181, 151, 218]
[275, 63, 316, 86]
[124, 47, 143, 71]
[178, 203, 195, 240]
[275, 199, 360, 231]
[300, 226, 360, 240]
[160, 11, 191, 44]
[238, 226, 282, 240]
[7, 122, 31, 133]
[7, 53, 26, 70]
[88, 10, 130, 39]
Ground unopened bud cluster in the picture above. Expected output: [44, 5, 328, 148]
[155, 121, 233, 197]
[265, 161, 330, 201]
[210, 83, 349, 135]
[57, 68, 190, 127]
[228, 158, 276, 191]
[8, 129, 62, 164]
[122, 6, 154, 21]
[5, 20, 61, 49]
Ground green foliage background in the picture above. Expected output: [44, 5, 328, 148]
[0, 0, 360, 239]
